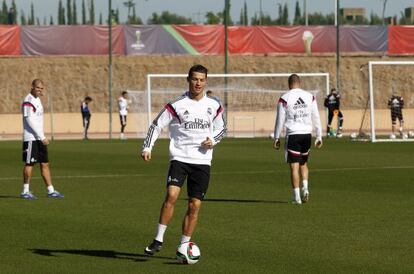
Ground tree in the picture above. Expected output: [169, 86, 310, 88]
[99, 12, 102, 24]
[281, 3, 289, 25]
[66, 0, 72, 24]
[148, 11, 192, 24]
[370, 12, 383, 25]
[223, 0, 233, 25]
[28, 2, 34, 25]
[20, 9, 26, 25]
[1, 0, 7, 24]
[89, 0, 95, 24]
[58, 0, 65, 24]
[205, 11, 220, 24]
[11, 0, 17, 25]
[293, 0, 302, 25]
[73, 0, 78, 24]
[130, 5, 142, 24]
[50, 15, 54, 25]
[81, 0, 86, 24]
[123, 0, 135, 23]
[243, 1, 248, 25]
[398, 11, 411, 25]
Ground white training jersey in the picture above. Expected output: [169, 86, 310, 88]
[118, 96, 129, 115]
[142, 92, 227, 166]
[274, 88, 322, 139]
[22, 93, 45, 141]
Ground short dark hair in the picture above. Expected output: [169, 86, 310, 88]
[31, 79, 44, 87]
[288, 74, 300, 86]
[122, 91, 128, 96]
[331, 88, 337, 92]
[85, 96, 92, 102]
[187, 64, 208, 81]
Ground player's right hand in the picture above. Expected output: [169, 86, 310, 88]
[42, 138, 50, 145]
[141, 151, 151, 161]
[315, 139, 323, 148]
[273, 139, 280, 150]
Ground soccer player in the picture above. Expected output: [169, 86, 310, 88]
[21, 79, 64, 199]
[81, 96, 92, 140]
[141, 64, 226, 255]
[324, 88, 344, 137]
[273, 74, 322, 204]
[118, 91, 129, 140]
[388, 92, 404, 138]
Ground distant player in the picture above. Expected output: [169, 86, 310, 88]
[141, 64, 226, 255]
[118, 91, 129, 140]
[81, 96, 92, 140]
[324, 88, 343, 137]
[273, 74, 322, 204]
[388, 92, 404, 138]
[21, 79, 64, 199]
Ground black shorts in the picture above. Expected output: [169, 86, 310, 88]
[22, 140, 49, 165]
[166, 160, 211, 200]
[391, 109, 403, 124]
[119, 115, 127, 126]
[285, 134, 311, 165]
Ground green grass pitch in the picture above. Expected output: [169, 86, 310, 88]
[0, 138, 413, 273]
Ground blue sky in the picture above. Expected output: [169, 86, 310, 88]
[11, 0, 414, 24]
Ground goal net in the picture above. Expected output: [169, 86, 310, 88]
[132, 73, 329, 138]
[359, 61, 414, 142]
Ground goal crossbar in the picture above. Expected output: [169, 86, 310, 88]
[146, 73, 330, 130]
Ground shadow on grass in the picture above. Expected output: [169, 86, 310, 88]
[0, 195, 19, 199]
[195, 198, 288, 204]
[29, 248, 175, 262]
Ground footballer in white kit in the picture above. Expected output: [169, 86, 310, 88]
[142, 64, 226, 256]
[21, 79, 63, 199]
[273, 74, 322, 204]
[118, 91, 129, 139]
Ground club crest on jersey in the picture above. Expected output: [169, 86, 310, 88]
[207, 108, 212, 115]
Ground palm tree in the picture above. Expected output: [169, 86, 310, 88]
[123, 0, 135, 23]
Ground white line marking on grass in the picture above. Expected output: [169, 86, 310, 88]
[0, 165, 413, 181]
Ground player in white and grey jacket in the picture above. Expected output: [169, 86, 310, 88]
[273, 74, 322, 204]
[142, 64, 226, 256]
[21, 79, 63, 199]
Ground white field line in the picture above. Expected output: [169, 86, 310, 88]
[0, 165, 413, 181]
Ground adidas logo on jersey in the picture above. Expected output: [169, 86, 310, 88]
[293, 97, 307, 109]
[184, 110, 189, 115]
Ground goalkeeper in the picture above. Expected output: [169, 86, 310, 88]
[388, 92, 404, 137]
[324, 88, 343, 137]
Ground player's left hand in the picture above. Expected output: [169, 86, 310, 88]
[201, 137, 213, 149]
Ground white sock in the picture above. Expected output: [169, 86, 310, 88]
[180, 235, 191, 244]
[23, 183, 30, 193]
[155, 223, 167, 242]
[293, 187, 301, 201]
[302, 180, 309, 191]
[47, 185, 55, 194]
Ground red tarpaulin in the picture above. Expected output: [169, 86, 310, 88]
[0, 25, 20, 55]
[388, 26, 414, 55]
[20, 25, 125, 55]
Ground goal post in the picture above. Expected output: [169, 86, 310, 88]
[145, 73, 330, 138]
[368, 61, 414, 142]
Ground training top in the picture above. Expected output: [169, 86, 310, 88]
[118, 96, 129, 115]
[388, 95, 404, 110]
[142, 92, 227, 166]
[22, 93, 45, 142]
[81, 102, 90, 115]
[274, 88, 322, 140]
[324, 92, 341, 110]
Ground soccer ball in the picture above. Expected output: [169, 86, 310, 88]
[350, 132, 357, 139]
[389, 134, 396, 139]
[408, 131, 414, 138]
[176, 242, 201, 265]
[269, 132, 275, 139]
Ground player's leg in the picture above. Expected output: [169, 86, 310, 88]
[181, 163, 210, 243]
[37, 142, 64, 198]
[120, 115, 127, 139]
[21, 141, 37, 199]
[337, 110, 344, 137]
[145, 161, 187, 255]
[299, 134, 311, 202]
[398, 112, 404, 137]
[286, 135, 302, 204]
[327, 110, 334, 136]
[391, 111, 397, 136]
